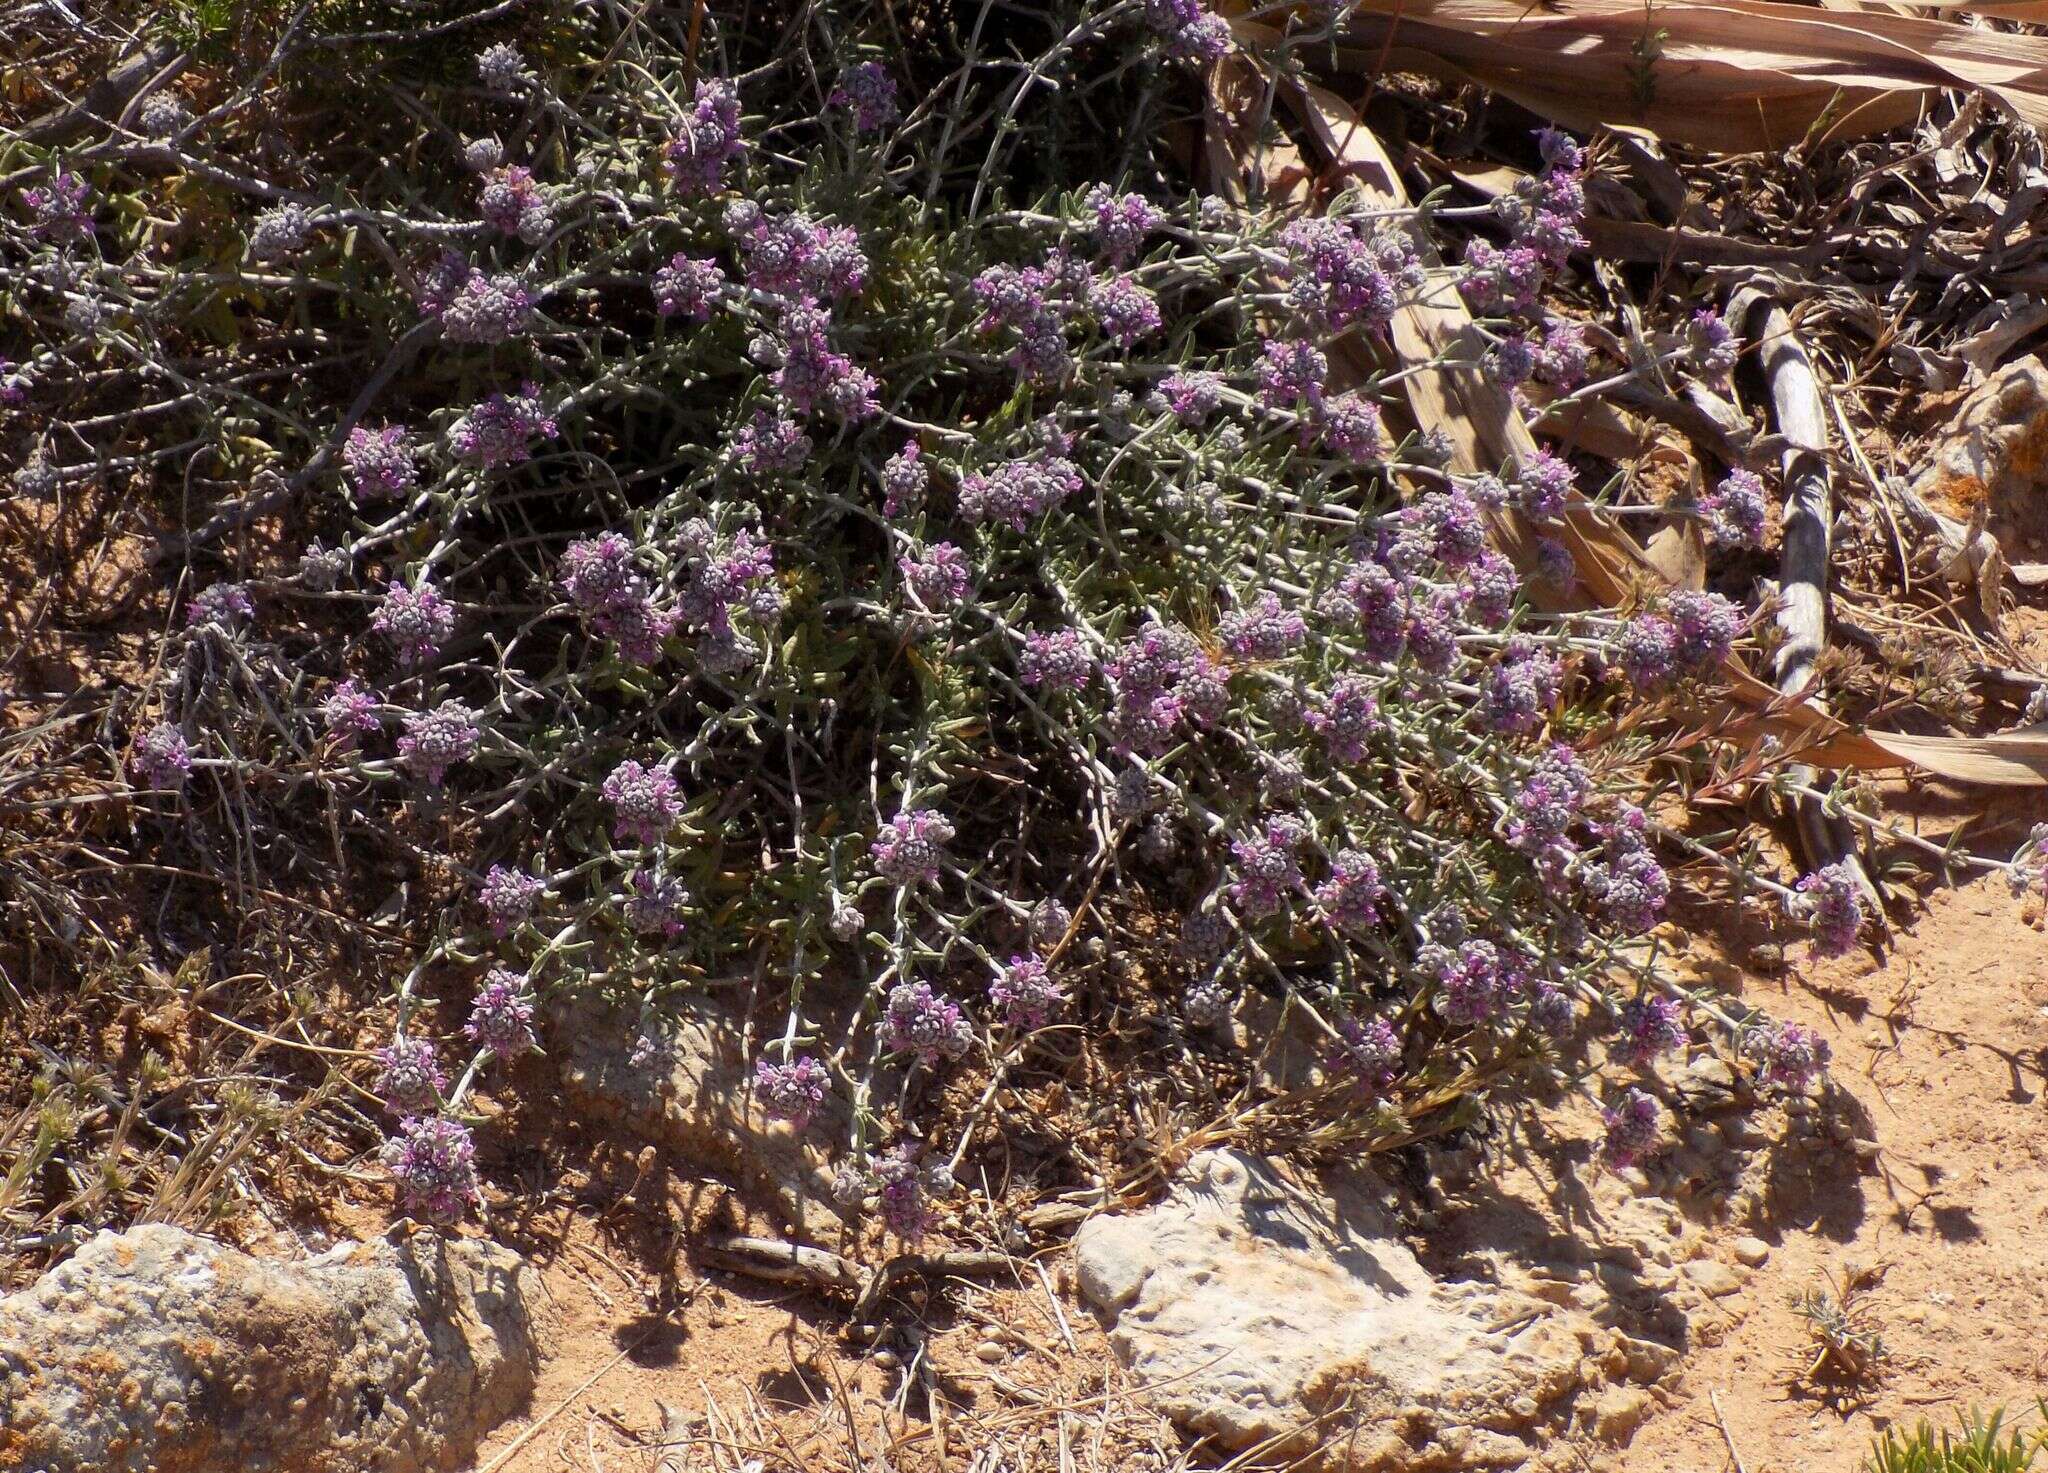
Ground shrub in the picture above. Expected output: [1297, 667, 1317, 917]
[0, 0, 1853, 1232]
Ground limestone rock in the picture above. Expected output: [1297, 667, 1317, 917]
[1911, 354, 2048, 553]
[1074, 1149, 1598, 1470]
[551, 992, 840, 1231]
[1681, 1259, 1745, 1297]
[0, 1224, 538, 1473]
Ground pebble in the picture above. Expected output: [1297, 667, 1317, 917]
[872, 1349, 900, 1370]
[1682, 1259, 1745, 1297]
[974, 1340, 1007, 1363]
[1731, 1236, 1771, 1268]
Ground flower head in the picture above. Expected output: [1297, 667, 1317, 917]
[602, 759, 682, 847]
[754, 1055, 829, 1128]
[373, 1035, 446, 1115]
[398, 700, 481, 787]
[130, 723, 192, 791]
[465, 970, 538, 1060]
[830, 62, 900, 133]
[382, 1116, 479, 1224]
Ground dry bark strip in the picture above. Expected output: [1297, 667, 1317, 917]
[701, 1235, 1015, 1336]
[1730, 289, 1875, 888]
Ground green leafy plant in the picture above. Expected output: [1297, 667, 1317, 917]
[1865, 1407, 2047, 1473]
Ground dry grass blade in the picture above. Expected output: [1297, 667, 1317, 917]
[1250, 0, 2048, 153]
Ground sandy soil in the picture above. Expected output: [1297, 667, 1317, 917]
[449, 843, 2048, 1473]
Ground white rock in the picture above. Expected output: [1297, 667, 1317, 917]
[1731, 1236, 1771, 1268]
[0, 1224, 537, 1473]
[1074, 1149, 1592, 1470]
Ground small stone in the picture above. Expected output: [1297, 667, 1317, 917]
[974, 1340, 1007, 1363]
[1731, 1236, 1771, 1268]
[872, 1349, 900, 1370]
[1682, 1259, 1745, 1297]
[1592, 1386, 1655, 1445]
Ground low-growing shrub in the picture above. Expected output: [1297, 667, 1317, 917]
[1, 0, 1857, 1232]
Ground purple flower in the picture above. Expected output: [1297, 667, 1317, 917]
[1143, 0, 1230, 59]
[1599, 1088, 1661, 1170]
[1746, 1020, 1831, 1092]
[1315, 849, 1386, 930]
[477, 42, 527, 88]
[373, 1035, 446, 1116]
[663, 78, 744, 195]
[436, 270, 538, 344]
[653, 253, 725, 320]
[1616, 613, 1679, 691]
[623, 870, 689, 937]
[466, 969, 538, 1059]
[768, 297, 880, 421]
[321, 678, 381, 747]
[343, 425, 418, 502]
[130, 723, 192, 791]
[602, 759, 682, 847]
[1487, 332, 1536, 388]
[1020, 628, 1094, 692]
[990, 955, 1064, 1029]
[1217, 591, 1304, 662]
[250, 202, 318, 260]
[957, 455, 1083, 532]
[868, 1143, 941, 1239]
[450, 383, 559, 468]
[1537, 320, 1590, 389]
[1394, 486, 1488, 571]
[1793, 861, 1866, 959]
[900, 541, 971, 610]
[397, 700, 481, 787]
[1459, 238, 1544, 315]
[1687, 308, 1740, 385]
[1506, 744, 1591, 858]
[882, 980, 973, 1064]
[1316, 393, 1384, 463]
[1514, 449, 1576, 521]
[1083, 185, 1162, 265]
[1461, 550, 1522, 629]
[1612, 994, 1684, 1067]
[23, 172, 93, 242]
[881, 441, 927, 516]
[1667, 589, 1741, 671]
[1253, 338, 1326, 415]
[1226, 816, 1307, 920]
[1579, 805, 1668, 935]
[1278, 215, 1397, 333]
[1701, 468, 1769, 550]
[1433, 938, 1515, 1027]
[830, 61, 900, 133]
[372, 580, 457, 667]
[1478, 640, 1560, 737]
[0, 359, 26, 405]
[754, 1056, 830, 1128]
[739, 213, 868, 299]
[559, 532, 647, 615]
[414, 248, 475, 316]
[730, 408, 811, 475]
[872, 808, 954, 887]
[478, 865, 545, 936]
[1089, 273, 1161, 347]
[1157, 370, 1224, 426]
[1307, 676, 1384, 762]
[381, 1116, 479, 1225]
[1327, 1015, 1401, 1096]
[477, 165, 552, 243]
[187, 581, 254, 631]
